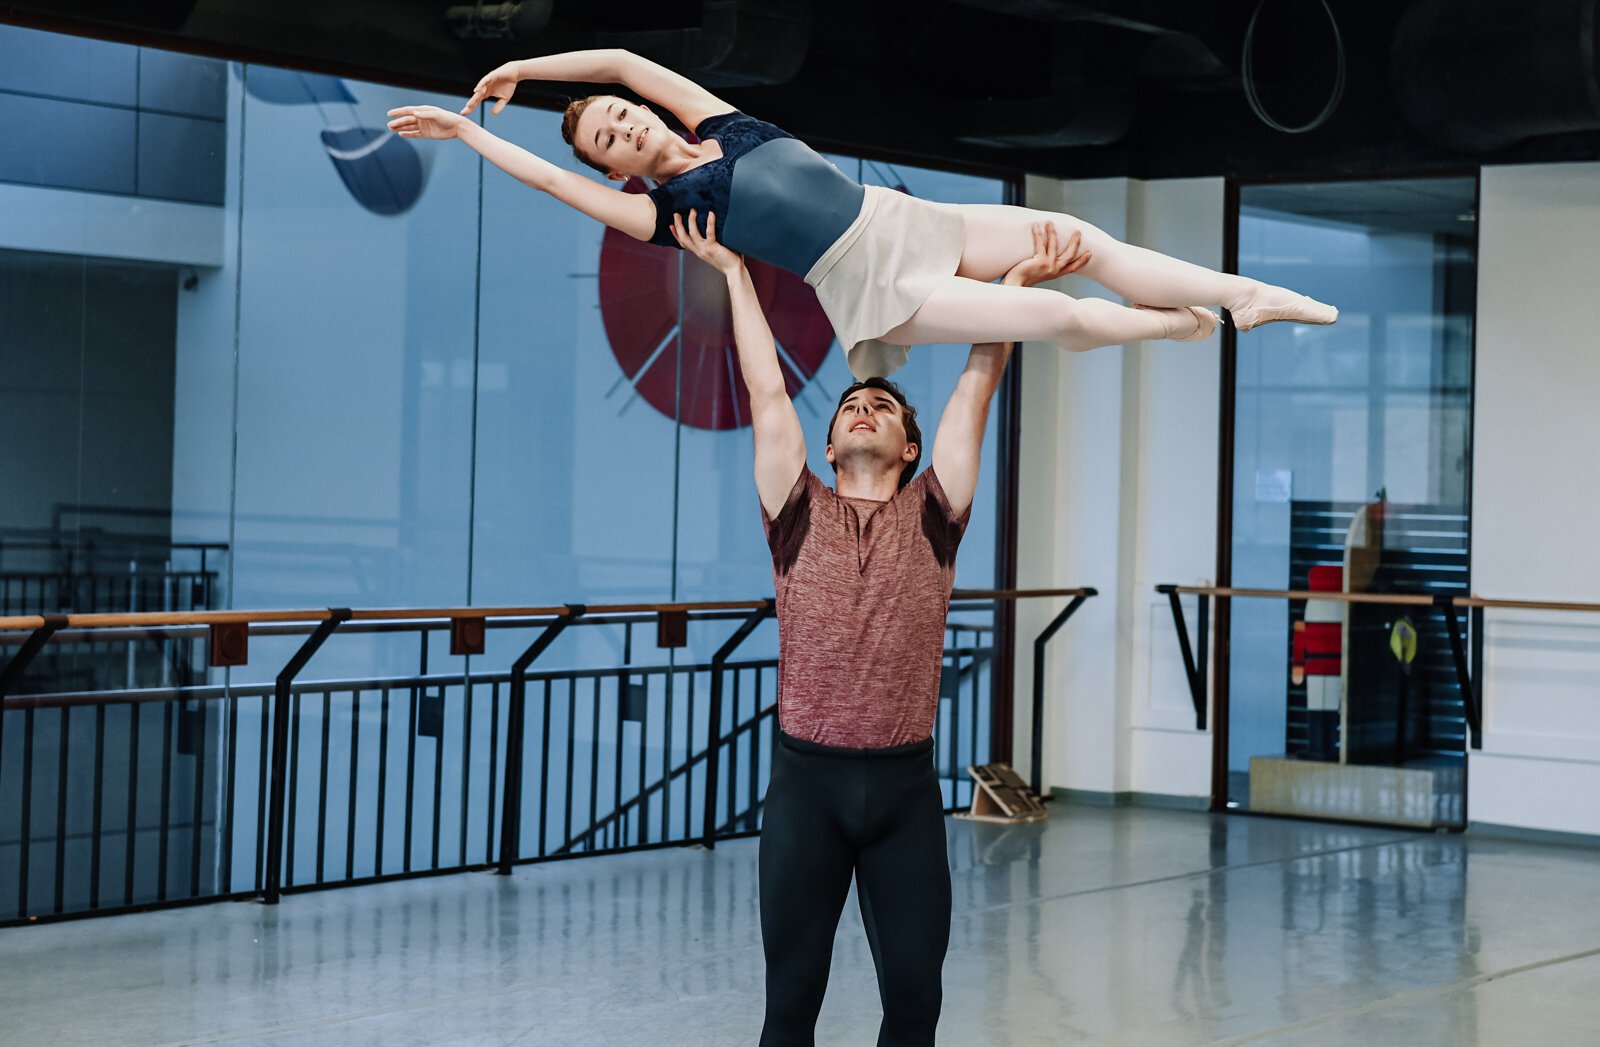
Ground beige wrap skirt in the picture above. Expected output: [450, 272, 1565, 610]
[803, 184, 967, 380]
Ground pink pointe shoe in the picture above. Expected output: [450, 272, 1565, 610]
[1134, 304, 1222, 342]
[1228, 285, 1339, 332]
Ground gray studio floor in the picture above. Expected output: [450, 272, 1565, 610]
[5, 803, 1600, 1046]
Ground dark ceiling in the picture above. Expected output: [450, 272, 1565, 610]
[5, 0, 1600, 181]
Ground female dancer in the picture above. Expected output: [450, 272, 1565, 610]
[387, 49, 1336, 379]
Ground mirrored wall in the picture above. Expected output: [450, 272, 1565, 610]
[1226, 177, 1476, 825]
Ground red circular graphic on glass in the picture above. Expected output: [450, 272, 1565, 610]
[599, 177, 836, 430]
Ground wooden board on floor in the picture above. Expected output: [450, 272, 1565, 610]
[956, 763, 1049, 823]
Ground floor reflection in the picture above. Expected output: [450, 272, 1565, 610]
[1, 804, 1596, 1045]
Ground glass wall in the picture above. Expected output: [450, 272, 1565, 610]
[1226, 178, 1476, 819]
[0, 25, 1011, 909]
[0, 23, 1010, 690]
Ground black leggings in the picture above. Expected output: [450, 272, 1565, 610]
[758, 731, 952, 1047]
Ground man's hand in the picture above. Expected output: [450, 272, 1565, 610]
[1002, 224, 1091, 288]
[387, 105, 468, 140]
[670, 210, 744, 278]
[461, 60, 525, 118]
[930, 223, 1086, 519]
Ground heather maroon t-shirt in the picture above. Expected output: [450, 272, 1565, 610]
[762, 466, 970, 748]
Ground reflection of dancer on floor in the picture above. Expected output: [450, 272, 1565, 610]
[674, 214, 1084, 1046]
[388, 49, 1335, 379]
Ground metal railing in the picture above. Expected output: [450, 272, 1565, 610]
[1156, 584, 1600, 752]
[0, 587, 1095, 926]
[0, 536, 227, 702]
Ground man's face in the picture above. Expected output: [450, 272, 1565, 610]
[826, 388, 917, 472]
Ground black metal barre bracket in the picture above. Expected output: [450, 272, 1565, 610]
[701, 601, 775, 850]
[263, 608, 351, 904]
[1436, 595, 1483, 750]
[1030, 589, 1097, 797]
[1155, 585, 1210, 734]
[497, 604, 586, 875]
[1155, 587, 1486, 750]
[0, 616, 68, 700]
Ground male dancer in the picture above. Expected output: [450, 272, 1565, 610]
[671, 210, 1087, 1046]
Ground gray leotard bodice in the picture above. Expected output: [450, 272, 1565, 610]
[646, 111, 866, 278]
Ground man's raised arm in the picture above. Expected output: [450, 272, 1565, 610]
[932, 224, 1092, 518]
[671, 210, 807, 519]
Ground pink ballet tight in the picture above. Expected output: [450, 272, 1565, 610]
[882, 203, 1310, 352]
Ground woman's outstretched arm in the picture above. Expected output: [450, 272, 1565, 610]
[462, 49, 734, 131]
[387, 105, 656, 241]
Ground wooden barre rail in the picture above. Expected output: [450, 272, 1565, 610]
[0, 601, 756, 633]
[1158, 585, 1600, 615]
[954, 587, 1097, 601]
[1452, 595, 1600, 613]
[0, 588, 1097, 634]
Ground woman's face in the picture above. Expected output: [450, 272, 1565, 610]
[574, 96, 669, 179]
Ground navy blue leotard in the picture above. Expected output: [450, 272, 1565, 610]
[646, 111, 866, 278]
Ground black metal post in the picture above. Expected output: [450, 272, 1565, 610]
[1470, 605, 1485, 749]
[497, 605, 583, 875]
[1160, 586, 1209, 731]
[263, 610, 348, 905]
[0, 616, 67, 698]
[1393, 668, 1411, 767]
[1195, 594, 1210, 731]
[1438, 596, 1482, 750]
[702, 602, 773, 849]
[1030, 592, 1092, 797]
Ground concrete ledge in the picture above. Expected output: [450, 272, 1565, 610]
[1050, 787, 1211, 812]
[0, 182, 225, 267]
[1468, 821, 1600, 850]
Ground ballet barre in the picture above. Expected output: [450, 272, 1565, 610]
[1154, 584, 1600, 750]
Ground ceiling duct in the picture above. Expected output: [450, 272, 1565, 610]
[932, 2, 1214, 149]
[944, 27, 1136, 150]
[949, 85, 1135, 149]
[1391, 0, 1600, 152]
[3, 0, 202, 32]
[444, 1, 553, 41]
[591, 0, 810, 88]
[943, 0, 1231, 82]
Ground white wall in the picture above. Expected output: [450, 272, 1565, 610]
[1014, 176, 1222, 800]
[1469, 163, 1600, 836]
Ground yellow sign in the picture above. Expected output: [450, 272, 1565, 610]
[1390, 618, 1419, 666]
